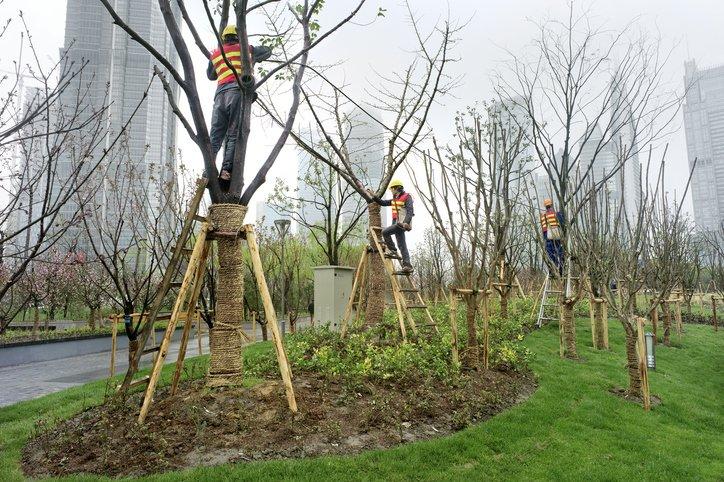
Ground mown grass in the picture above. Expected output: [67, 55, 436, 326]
[1, 319, 722, 481]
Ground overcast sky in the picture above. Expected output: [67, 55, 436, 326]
[2, 0, 723, 248]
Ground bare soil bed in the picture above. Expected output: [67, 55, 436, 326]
[23, 369, 535, 478]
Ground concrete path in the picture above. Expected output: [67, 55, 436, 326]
[0, 316, 312, 407]
[0, 334, 210, 407]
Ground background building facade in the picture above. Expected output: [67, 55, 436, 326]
[684, 60, 724, 233]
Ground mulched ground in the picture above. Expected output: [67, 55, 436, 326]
[22, 369, 535, 478]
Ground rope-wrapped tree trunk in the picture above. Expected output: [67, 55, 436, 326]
[592, 300, 608, 350]
[365, 203, 386, 328]
[207, 204, 248, 386]
[622, 319, 642, 398]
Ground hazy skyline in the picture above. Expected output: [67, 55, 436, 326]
[2, 0, 723, 247]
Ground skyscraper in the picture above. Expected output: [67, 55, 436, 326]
[58, 0, 179, 250]
[683, 60, 724, 233]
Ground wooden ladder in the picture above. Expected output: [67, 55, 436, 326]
[120, 178, 209, 394]
[341, 226, 437, 340]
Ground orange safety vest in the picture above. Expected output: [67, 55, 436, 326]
[540, 210, 559, 231]
[210, 44, 252, 86]
[391, 192, 410, 221]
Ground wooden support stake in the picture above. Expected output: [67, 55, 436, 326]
[138, 224, 209, 424]
[675, 298, 683, 339]
[602, 300, 610, 349]
[713, 298, 718, 332]
[636, 317, 651, 411]
[171, 241, 210, 395]
[341, 250, 367, 337]
[244, 225, 297, 413]
[480, 292, 490, 371]
[109, 314, 118, 378]
[588, 298, 596, 347]
[449, 292, 459, 366]
[196, 311, 203, 355]
[251, 311, 257, 342]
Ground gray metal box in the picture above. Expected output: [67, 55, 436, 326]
[313, 265, 355, 331]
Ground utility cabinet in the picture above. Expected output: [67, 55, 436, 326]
[313, 265, 355, 331]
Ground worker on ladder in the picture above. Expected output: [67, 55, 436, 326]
[540, 198, 564, 276]
[207, 25, 271, 188]
[371, 179, 415, 273]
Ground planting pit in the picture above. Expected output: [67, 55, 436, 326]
[23, 369, 535, 478]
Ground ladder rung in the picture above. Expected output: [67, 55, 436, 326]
[193, 215, 207, 223]
[142, 346, 160, 355]
[406, 304, 428, 309]
[399, 288, 419, 292]
[371, 226, 382, 231]
[172, 246, 193, 254]
[170, 282, 183, 288]
[392, 271, 412, 276]
[129, 376, 150, 388]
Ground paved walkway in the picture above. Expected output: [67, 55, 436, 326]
[0, 317, 311, 407]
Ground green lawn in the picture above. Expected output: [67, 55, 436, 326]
[1, 319, 722, 481]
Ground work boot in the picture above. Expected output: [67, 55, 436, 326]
[401, 263, 414, 273]
[384, 249, 401, 260]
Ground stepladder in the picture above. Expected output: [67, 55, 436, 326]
[136, 217, 298, 423]
[340, 226, 437, 340]
[536, 272, 562, 328]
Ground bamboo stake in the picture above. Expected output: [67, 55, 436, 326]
[354, 251, 368, 329]
[244, 225, 297, 412]
[138, 224, 209, 424]
[110, 314, 118, 378]
[637, 317, 651, 411]
[171, 241, 210, 395]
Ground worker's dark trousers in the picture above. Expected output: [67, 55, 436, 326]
[382, 222, 411, 266]
[209, 88, 241, 173]
[545, 239, 564, 275]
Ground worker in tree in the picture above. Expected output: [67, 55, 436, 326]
[372, 179, 415, 273]
[207, 25, 272, 186]
[540, 198, 564, 275]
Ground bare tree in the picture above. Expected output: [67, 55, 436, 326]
[98, 0, 369, 387]
[267, 146, 366, 265]
[496, 6, 681, 358]
[264, 6, 456, 328]
[0, 13, 149, 333]
[411, 227, 451, 302]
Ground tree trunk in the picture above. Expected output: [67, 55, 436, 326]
[32, 305, 40, 337]
[365, 203, 385, 328]
[592, 301, 607, 350]
[662, 300, 671, 346]
[622, 320, 642, 398]
[464, 294, 479, 368]
[261, 322, 268, 341]
[499, 290, 509, 320]
[649, 305, 659, 344]
[560, 301, 578, 359]
[128, 339, 139, 372]
[207, 204, 247, 387]
[88, 307, 96, 330]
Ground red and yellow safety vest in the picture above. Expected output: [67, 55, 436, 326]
[210, 44, 252, 86]
[540, 210, 559, 231]
[391, 192, 410, 221]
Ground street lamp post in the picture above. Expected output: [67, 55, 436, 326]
[274, 219, 291, 334]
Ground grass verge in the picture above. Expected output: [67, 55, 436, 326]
[1, 320, 722, 481]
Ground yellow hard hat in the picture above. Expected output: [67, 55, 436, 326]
[543, 198, 553, 207]
[222, 25, 237, 38]
[389, 179, 404, 189]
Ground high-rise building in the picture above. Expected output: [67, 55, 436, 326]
[57, 0, 179, 251]
[683, 60, 724, 233]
